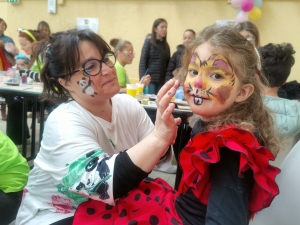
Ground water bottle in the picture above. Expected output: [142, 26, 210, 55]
[144, 85, 149, 94]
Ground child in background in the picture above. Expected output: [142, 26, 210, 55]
[73, 25, 280, 225]
[15, 53, 29, 70]
[110, 38, 151, 93]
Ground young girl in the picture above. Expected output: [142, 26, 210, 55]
[15, 53, 29, 70]
[70, 24, 280, 225]
[110, 38, 151, 92]
[139, 18, 170, 94]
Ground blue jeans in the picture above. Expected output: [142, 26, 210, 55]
[148, 82, 163, 95]
[0, 189, 23, 224]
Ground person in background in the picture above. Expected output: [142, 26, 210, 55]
[73, 24, 280, 225]
[0, 40, 11, 121]
[235, 21, 260, 47]
[0, 131, 30, 225]
[257, 42, 299, 167]
[110, 38, 151, 92]
[16, 28, 177, 225]
[15, 53, 29, 70]
[6, 29, 43, 145]
[139, 18, 170, 94]
[0, 18, 19, 57]
[165, 29, 196, 100]
[37, 21, 51, 40]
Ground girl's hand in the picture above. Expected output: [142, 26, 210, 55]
[153, 79, 181, 145]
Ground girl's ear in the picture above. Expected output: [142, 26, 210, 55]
[235, 84, 254, 103]
[58, 78, 71, 91]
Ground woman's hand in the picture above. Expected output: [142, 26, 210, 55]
[153, 79, 182, 145]
[142, 74, 151, 86]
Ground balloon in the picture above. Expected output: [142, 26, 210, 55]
[249, 7, 262, 20]
[241, 0, 254, 12]
[235, 11, 249, 23]
[231, 0, 243, 8]
[253, 0, 263, 8]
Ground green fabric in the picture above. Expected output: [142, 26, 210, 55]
[0, 131, 30, 193]
[115, 61, 130, 88]
[31, 55, 44, 73]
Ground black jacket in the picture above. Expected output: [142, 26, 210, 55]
[165, 44, 185, 82]
[139, 38, 170, 83]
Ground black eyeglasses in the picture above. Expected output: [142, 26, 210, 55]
[67, 52, 116, 77]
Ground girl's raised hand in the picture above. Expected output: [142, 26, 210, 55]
[153, 79, 182, 145]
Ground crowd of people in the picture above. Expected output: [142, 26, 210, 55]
[0, 16, 299, 225]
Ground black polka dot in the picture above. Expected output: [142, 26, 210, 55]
[102, 213, 112, 219]
[86, 208, 95, 215]
[149, 215, 159, 225]
[119, 209, 127, 218]
[105, 204, 113, 210]
[162, 185, 168, 190]
[128, 220, 138, 225]
[154, 196, 160, 202]
[171, 217, 181, 225]
[144, 177, 153, 183]
[171, 190, 176, 194]
[144, 188, 151, 195]
[146, 197, 152, 202]
[134, 193, 141, 201]
[158, 181, 163, 185]
[165, 207, 170, 213]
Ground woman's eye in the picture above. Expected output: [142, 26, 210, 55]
[85, 63, 96, 72]
[211, 73, 223, 79]
[189, 69, 198, 76]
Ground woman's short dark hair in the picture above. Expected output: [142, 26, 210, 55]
[258, 43, 295, 87]
[36, 29, 112, 103]
[0, 18, 7, 30]
[37, 21, 51, 34]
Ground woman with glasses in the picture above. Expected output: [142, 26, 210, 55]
[110, 38, 151, 92]
[235, 21, 260, 47]
[16, 29, 179, 225]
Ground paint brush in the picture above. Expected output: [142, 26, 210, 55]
[140, 68, 148, 84]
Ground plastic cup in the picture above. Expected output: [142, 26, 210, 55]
[126, 84, 137, 98]
[136, 83, 144, 95]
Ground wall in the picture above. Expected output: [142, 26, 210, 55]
[1, 0, 299, 82]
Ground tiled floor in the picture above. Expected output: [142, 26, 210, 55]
[0, 109, 177, 187]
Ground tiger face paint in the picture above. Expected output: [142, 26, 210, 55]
[184, 43, 242, 120]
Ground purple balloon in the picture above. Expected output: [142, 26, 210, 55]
[241, 0, 254, 12]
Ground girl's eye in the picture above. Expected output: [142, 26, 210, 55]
[211, 73, 223, 79]
[189, 69, 198, 76]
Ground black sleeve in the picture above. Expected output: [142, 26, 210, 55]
[205, 147, 254, 225]
[139, 39, 151, 79]
[165, 51, 178, 82]
[113, 151, 150, 199]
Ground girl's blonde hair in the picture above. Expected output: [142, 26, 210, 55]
[181, 24, 279, 156]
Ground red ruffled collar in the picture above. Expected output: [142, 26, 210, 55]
[178, 125, 280, 213]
